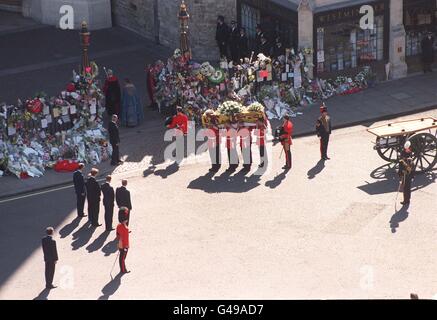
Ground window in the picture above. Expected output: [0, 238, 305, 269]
[316, 15, 385, 73]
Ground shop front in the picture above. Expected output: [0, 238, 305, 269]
[313, 0, 390, 79]
[404, 0, 437, 72]
[237, 0, 298, 53]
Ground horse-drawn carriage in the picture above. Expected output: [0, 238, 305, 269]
[367, 117, 437, 173]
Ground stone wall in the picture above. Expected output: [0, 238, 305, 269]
[111, 0, 237, 61]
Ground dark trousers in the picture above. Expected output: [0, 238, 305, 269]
[241, 144, 252, 168]
[88, 201, 100, 226]
[45, 261, 56, 287]
[320, 135, 330, 159]
[227, 147, 239, 168]
[403, 176, 412, 203]
[111, 144, 120, 164]
[76, 193, 86, 217]
[104, 204, 114, 230]
[208, 145, 221, 168]
[119, 248, 128, 273]
[259, 145, 267, 166]
[218, 43, 227, 59]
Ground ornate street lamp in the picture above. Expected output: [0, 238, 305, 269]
[178, 0, 191, 60]
[79, 21, 91, 75]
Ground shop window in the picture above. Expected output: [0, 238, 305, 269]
[316, 15, 385, 73]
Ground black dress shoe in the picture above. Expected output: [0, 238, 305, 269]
[123, 270, 131, 274]
[92, 224, 102, 227]
[106, 228, 115, 231]
[46, 285, 57, 289]
[78, 214, 87, 218]
[400, 201, 410, 205]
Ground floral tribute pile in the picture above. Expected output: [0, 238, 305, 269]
[0, 64, 110, 179]
[148, 48, 376, 125]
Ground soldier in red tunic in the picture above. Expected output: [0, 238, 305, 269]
[280, 114, 293, 170]
[206, 123, 221, 172]
[116, 212, 130, 274]
[226, 122, 239, 172]
[239, 123, 252, 172]
[255, 117, 268, 168]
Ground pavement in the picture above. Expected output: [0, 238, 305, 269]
[0, 11, 436, 199]
[1, 110, 437, 299]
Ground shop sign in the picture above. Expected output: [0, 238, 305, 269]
[316, 1, 386, 26]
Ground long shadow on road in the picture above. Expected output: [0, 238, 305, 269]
[98, 273, 124, 300]
[357, 164, 436, 195]
[187, 169, 262, 193]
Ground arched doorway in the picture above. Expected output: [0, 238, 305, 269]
[0, 0, 22, 12]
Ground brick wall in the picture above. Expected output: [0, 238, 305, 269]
[111, 0, 237, 61]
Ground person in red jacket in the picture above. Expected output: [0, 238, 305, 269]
[167, 106, 188, 135]
[116, 212, 130, 274]
[280, 114, 293, 170]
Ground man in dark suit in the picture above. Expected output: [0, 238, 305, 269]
[421, 32, 435, 73]
[42, 227, 58, 289]
[86, 168, 102, 227]
[238, 27, 249, 61]
[116, 179, 132, 225]
[229, 20, 240, 63]
[108, 114, 122, 166]
[73, 163, 87, 218]
[101, 175, 115, 231]
[215, 15, 229, 59]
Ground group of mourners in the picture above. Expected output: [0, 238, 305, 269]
[216, 16, 287, 62]
[103, 69, 144, 127]
[166, 104, 333, 173]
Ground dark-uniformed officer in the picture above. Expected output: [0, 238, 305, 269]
[399, 141, 414, 205]
[116, 179, 132, 225]
[101, 175, 115, 231]
[316, 104, 332, 160]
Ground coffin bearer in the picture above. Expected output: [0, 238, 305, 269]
[206, 123, 221, 173]
[109, 114, 123, 166]
[116, 214, 130, 274]
[73, 163, 87, 218]
[41, 227, 58, 289]
[256, 117, 268, 168]
[226, 122, 239, 172]
[280, 115, 293, 170]
[398, 141, 414, 206]
[86, 168, 102, 227]
[116, 180, 132, 225]
[316, 104, 332, 160]
[101, 175, 115, 231]
[239, 123, 252, 172]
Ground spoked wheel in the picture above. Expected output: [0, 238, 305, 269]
[409, 133, 437, 173]
[375, 136, 400, 162]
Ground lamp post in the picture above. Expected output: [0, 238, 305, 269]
[79, 21, 91, 75]
[178, 0, 191, 60]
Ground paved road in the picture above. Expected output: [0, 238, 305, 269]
[1, 109, 437, 300]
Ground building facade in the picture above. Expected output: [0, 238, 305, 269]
[2, 0, 436, 79]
